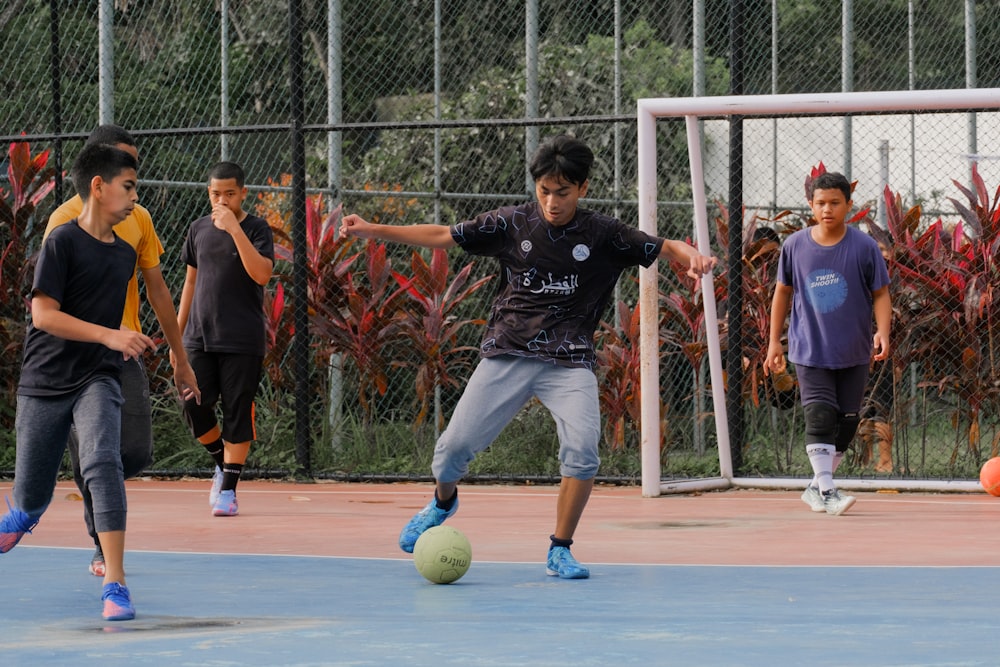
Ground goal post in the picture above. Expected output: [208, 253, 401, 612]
[637, 88, 1000, 497]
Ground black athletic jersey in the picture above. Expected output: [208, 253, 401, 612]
[451, 202, 664, 370]
[19, 220, 136, 397]
[181, 213, 274, 356]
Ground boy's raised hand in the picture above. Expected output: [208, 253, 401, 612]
[211, 203, 240, 234]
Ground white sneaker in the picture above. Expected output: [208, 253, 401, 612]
[800, 485, 825, 512]
[209, 466, 223, 507]
[822, 489, 856, 516]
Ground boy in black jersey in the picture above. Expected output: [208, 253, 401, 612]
[340, 134, 716, 578]
[0, 144, 156, 620]
[176, 162, 274, 517]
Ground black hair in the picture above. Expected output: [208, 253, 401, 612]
[208, 161, 246, 187]
[528, 134, 594, 187]
[810, 172, 852, 201]
[85, 124, 136, 149]
[70, 144, 138, 202]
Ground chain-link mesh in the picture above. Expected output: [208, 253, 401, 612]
[1, 1, 999, 483]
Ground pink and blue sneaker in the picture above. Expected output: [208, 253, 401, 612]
[101, 582, 135, 621]
[212, 489, 239, 517]
[0, 498, 37, 554]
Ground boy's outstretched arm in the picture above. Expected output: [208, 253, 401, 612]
[658, 239, 717, 288]
[339, 214, 457, 249]
[764, 283, 793, 376]
[871, 285, 891, 361]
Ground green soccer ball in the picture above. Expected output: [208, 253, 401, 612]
[413, 525, 472, 584]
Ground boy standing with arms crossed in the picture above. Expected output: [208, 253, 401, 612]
[176, 162, 274, 516]
[0, 144, 156, 620]
[340, 134, 716, 578]
[765, 172, 891, 515]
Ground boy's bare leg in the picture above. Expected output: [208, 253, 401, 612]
[97, 530, 126, 585]
[554, 476, 594, 540]
[224, 441, 251, 464]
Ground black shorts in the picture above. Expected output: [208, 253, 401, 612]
[182, 350, 263, 444]
[794, 363, 869, 413]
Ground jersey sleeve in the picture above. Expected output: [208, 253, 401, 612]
[43, 196, 83, 241]
[868, 241, 891, 292]
[132, 205, 165, 270]
[606, 219, 664, 268]
[32, 227, 71, 303]
[776, 235, 795, 287]
[181, 221, 198, 268]
[450, 206, 519, 257]
[249, 217, 275, 260]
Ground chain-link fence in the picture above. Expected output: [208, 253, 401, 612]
[2, 1, 1000, 483]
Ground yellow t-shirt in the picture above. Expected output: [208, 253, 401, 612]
[45, 196, 165, 334]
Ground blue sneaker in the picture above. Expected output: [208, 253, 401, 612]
[212, 489, 239, 517]
[398, 496, 458, 553]
[546, 546, 590, 579]
[0, 498, 37, 554]
[101, 582, 135, 621]
[209, 466, 223, 507]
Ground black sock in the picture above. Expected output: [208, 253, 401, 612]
[202, 438, 225, 468]
[222, 462, 243, 492]
[550, 535, 573, 550]
[434, 488, 457, 511]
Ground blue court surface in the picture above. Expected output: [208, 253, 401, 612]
[3, 546, 998, 666]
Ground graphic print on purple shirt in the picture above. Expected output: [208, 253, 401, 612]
[805, 269, 848, 314]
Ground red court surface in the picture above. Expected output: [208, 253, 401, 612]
[8, 478, 1000, 567]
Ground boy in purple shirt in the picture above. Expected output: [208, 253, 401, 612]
[765, 172, 891, 515]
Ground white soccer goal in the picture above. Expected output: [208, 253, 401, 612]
[637, 88, 1000, 497]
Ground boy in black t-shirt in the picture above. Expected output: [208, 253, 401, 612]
[0, 144, 156, 621]
[175, 162, 274, 517]
[339, 134, 716, 578]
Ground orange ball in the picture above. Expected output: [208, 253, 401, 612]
[980, 457, 1000, 496]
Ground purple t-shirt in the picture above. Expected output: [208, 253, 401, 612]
[777, 226, 890, 368]
[451, 202, 664, 369]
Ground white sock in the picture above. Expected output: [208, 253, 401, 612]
[806, 443, 836, 493]
[811, 451, 844, 488]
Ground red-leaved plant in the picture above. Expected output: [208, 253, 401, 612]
[0, 142, 57, 421]
[392, 248, 492, 429]
[871, 163, 1000, 462]
[310, 240, 411, 426]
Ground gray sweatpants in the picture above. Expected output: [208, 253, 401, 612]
[68, 356, 152, 547]
[14, 375, 127, 532]
[432, 355, 601, 482]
